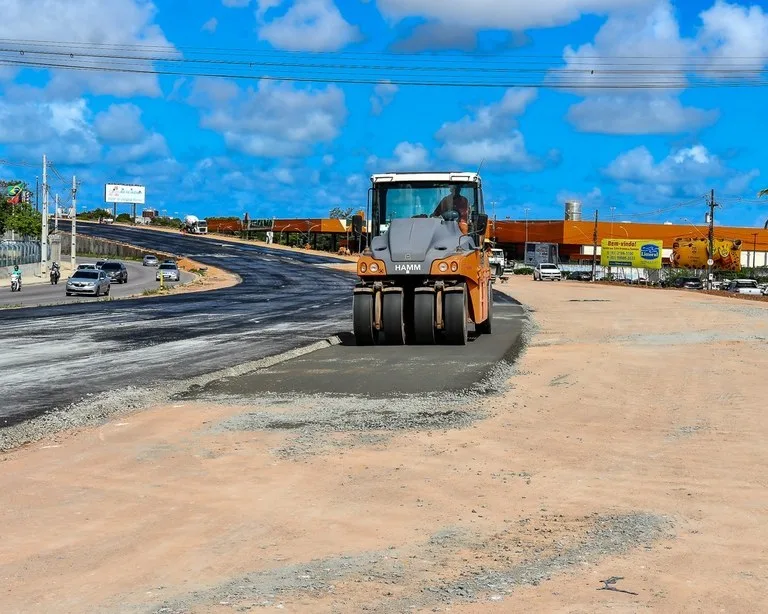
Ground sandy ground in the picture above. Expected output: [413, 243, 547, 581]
[2, 279, 768, 613]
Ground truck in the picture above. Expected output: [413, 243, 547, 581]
[725, 279, 762, 295]
[182, 215, 208, 234]
[352, 171, 493, 346]
[487, 246, 506, 276]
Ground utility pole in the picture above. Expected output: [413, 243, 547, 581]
[71, 176, 78, 271]
[54, 194, 59, 232]
[707, 189, 718, 290]
[40, 155, 48, 276]
[752, 232, 758, 277]
[591, 208, 599, 282]
[490, 200, 497, 242]
[35, 176, 39, 212]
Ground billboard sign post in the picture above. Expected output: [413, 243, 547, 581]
[669, 237, 742, 271]
[105, 183, 146, 219]
[600, 239, 663, 269]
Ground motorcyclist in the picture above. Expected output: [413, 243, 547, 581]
[50, 261, 60, 284]
[11, 264, 22, 290]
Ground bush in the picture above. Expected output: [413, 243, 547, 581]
[513, 267, 534, 275]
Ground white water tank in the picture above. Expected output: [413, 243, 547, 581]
[564, 200, 582, 221]
[184, 214, 199, 226]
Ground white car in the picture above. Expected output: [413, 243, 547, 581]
[533, 262, 562, 281]
[156, 262, 181, 282]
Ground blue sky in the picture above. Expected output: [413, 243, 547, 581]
[1, 0, 767, 227]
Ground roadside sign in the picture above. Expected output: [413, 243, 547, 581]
[707, 258, 714, 266]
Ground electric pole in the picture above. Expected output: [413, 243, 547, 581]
[591, 208, 599, 282]
[40, 155, 48, 276]
[35, 176, 39, 212]
[752, 232, 758, 276]
[71, 176, 78, 271]
[707, 189, 718, 289]
[54, 194, 59, 232]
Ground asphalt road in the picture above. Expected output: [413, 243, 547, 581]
[2, 224, 526, 429]
[194, 298, 526, 399]
[0, 223, 355, 427]
[0, 261, 193, 309]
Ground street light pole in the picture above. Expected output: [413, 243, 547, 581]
[40, 154, 48, 276]
[71, 176, 78, 271]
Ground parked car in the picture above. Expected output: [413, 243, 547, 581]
[533, 262, 562, 281]
[76, 263, 99, 271]
[156, 262, 180, 282]
[673, 277, 704, 290]
[100, 261, 128, 284]
[66, 269, 110, 297]
[726, 279, 762, 295]
[143, 254, 159, 267]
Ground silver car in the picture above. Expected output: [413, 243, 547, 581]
[156, 262, 180, 282]
[143, 254, 159, 266]
[66, 269, 111, 296]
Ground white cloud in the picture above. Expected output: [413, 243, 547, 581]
[258, 0, 361, 51]
[434, 88, 547, 170]
[255, 0, 283, 18]
[556, 187, 604, 209]
[192, 78, 347, 158]
[603, 144, 759, 202]
[0, 97, 101, 164]
[390, 22, 478, 52]
[723, 169, 760, 195]
[94, 104, 146, 144]
[202, 17, 219, 32]
[370, 82, 399, 115]
[567, 95, 718, 134]
[697, 1, 768, 71]
[557, 1, 768, 135]
[0, 0, 176, 98]
[107, 132, 170, 164]
[367, 142, 431, 172]
[223, 0, 252, 6]
[376, 0, 645, 31]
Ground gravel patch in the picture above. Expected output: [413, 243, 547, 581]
[145, 512, 671, 613]
[0, 337, 341, 453]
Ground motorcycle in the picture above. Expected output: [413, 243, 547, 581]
[50, 263, 60, 285]
[10, 272, 21, 292]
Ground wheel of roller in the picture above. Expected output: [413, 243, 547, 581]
[443, 285, 468, 345]
[353, 292, 378, 345]
[475, 282, 493, 335]
[413, 291, 436, 344]
[382, 291, 406, 345]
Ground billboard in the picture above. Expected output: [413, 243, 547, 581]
[105, 183, 145, 204]
[600, 239, 662, 269]
[670, 237, 742, 271]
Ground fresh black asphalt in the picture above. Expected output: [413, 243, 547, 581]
[0, 223, 354, 426]
[1, 224, 526, 427]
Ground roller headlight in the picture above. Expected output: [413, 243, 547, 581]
[450, 261, 459, 272]
[360, 262, 367, 273]
[438, 262, 449, 272]
[369, 262, 379, 273]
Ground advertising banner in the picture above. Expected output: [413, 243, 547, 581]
[105, 183, 146, 204]
[600, 239, 662, 269]
[670, 237, 742, 271]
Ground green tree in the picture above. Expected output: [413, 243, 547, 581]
[116, 213, 132, 223]
[77, 208, 112, 220]
[329, 207, 354, 220]
[0, 197, 41, 237]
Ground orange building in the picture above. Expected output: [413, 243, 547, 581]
[489, 219, 768, 267]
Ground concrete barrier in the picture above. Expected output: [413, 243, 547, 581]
[59, 233, 154, 261]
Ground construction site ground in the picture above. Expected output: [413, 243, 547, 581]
[2, 278, 768, 613]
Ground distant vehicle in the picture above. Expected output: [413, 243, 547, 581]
[156, 262, 180, 282]
[98, 216, 114, 224]
[66, 269, 110, 296]
[673, 277, 704, 290]
[488, 248, 506, 276]
[100, 261, 128, 284]
[726, 279, 762, 295]
[96, 260, 106, 268]
[143, 254, 159, 267]
[533, 262, 562, 281]
[77, 263, 99, 271]
[182, 215, 208, 234]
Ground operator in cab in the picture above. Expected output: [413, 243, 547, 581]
[432, 185, 469, 234]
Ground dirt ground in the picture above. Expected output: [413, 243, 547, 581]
[2, 278, 768, 613]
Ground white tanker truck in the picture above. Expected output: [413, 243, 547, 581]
[182, 214, 208, 234]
